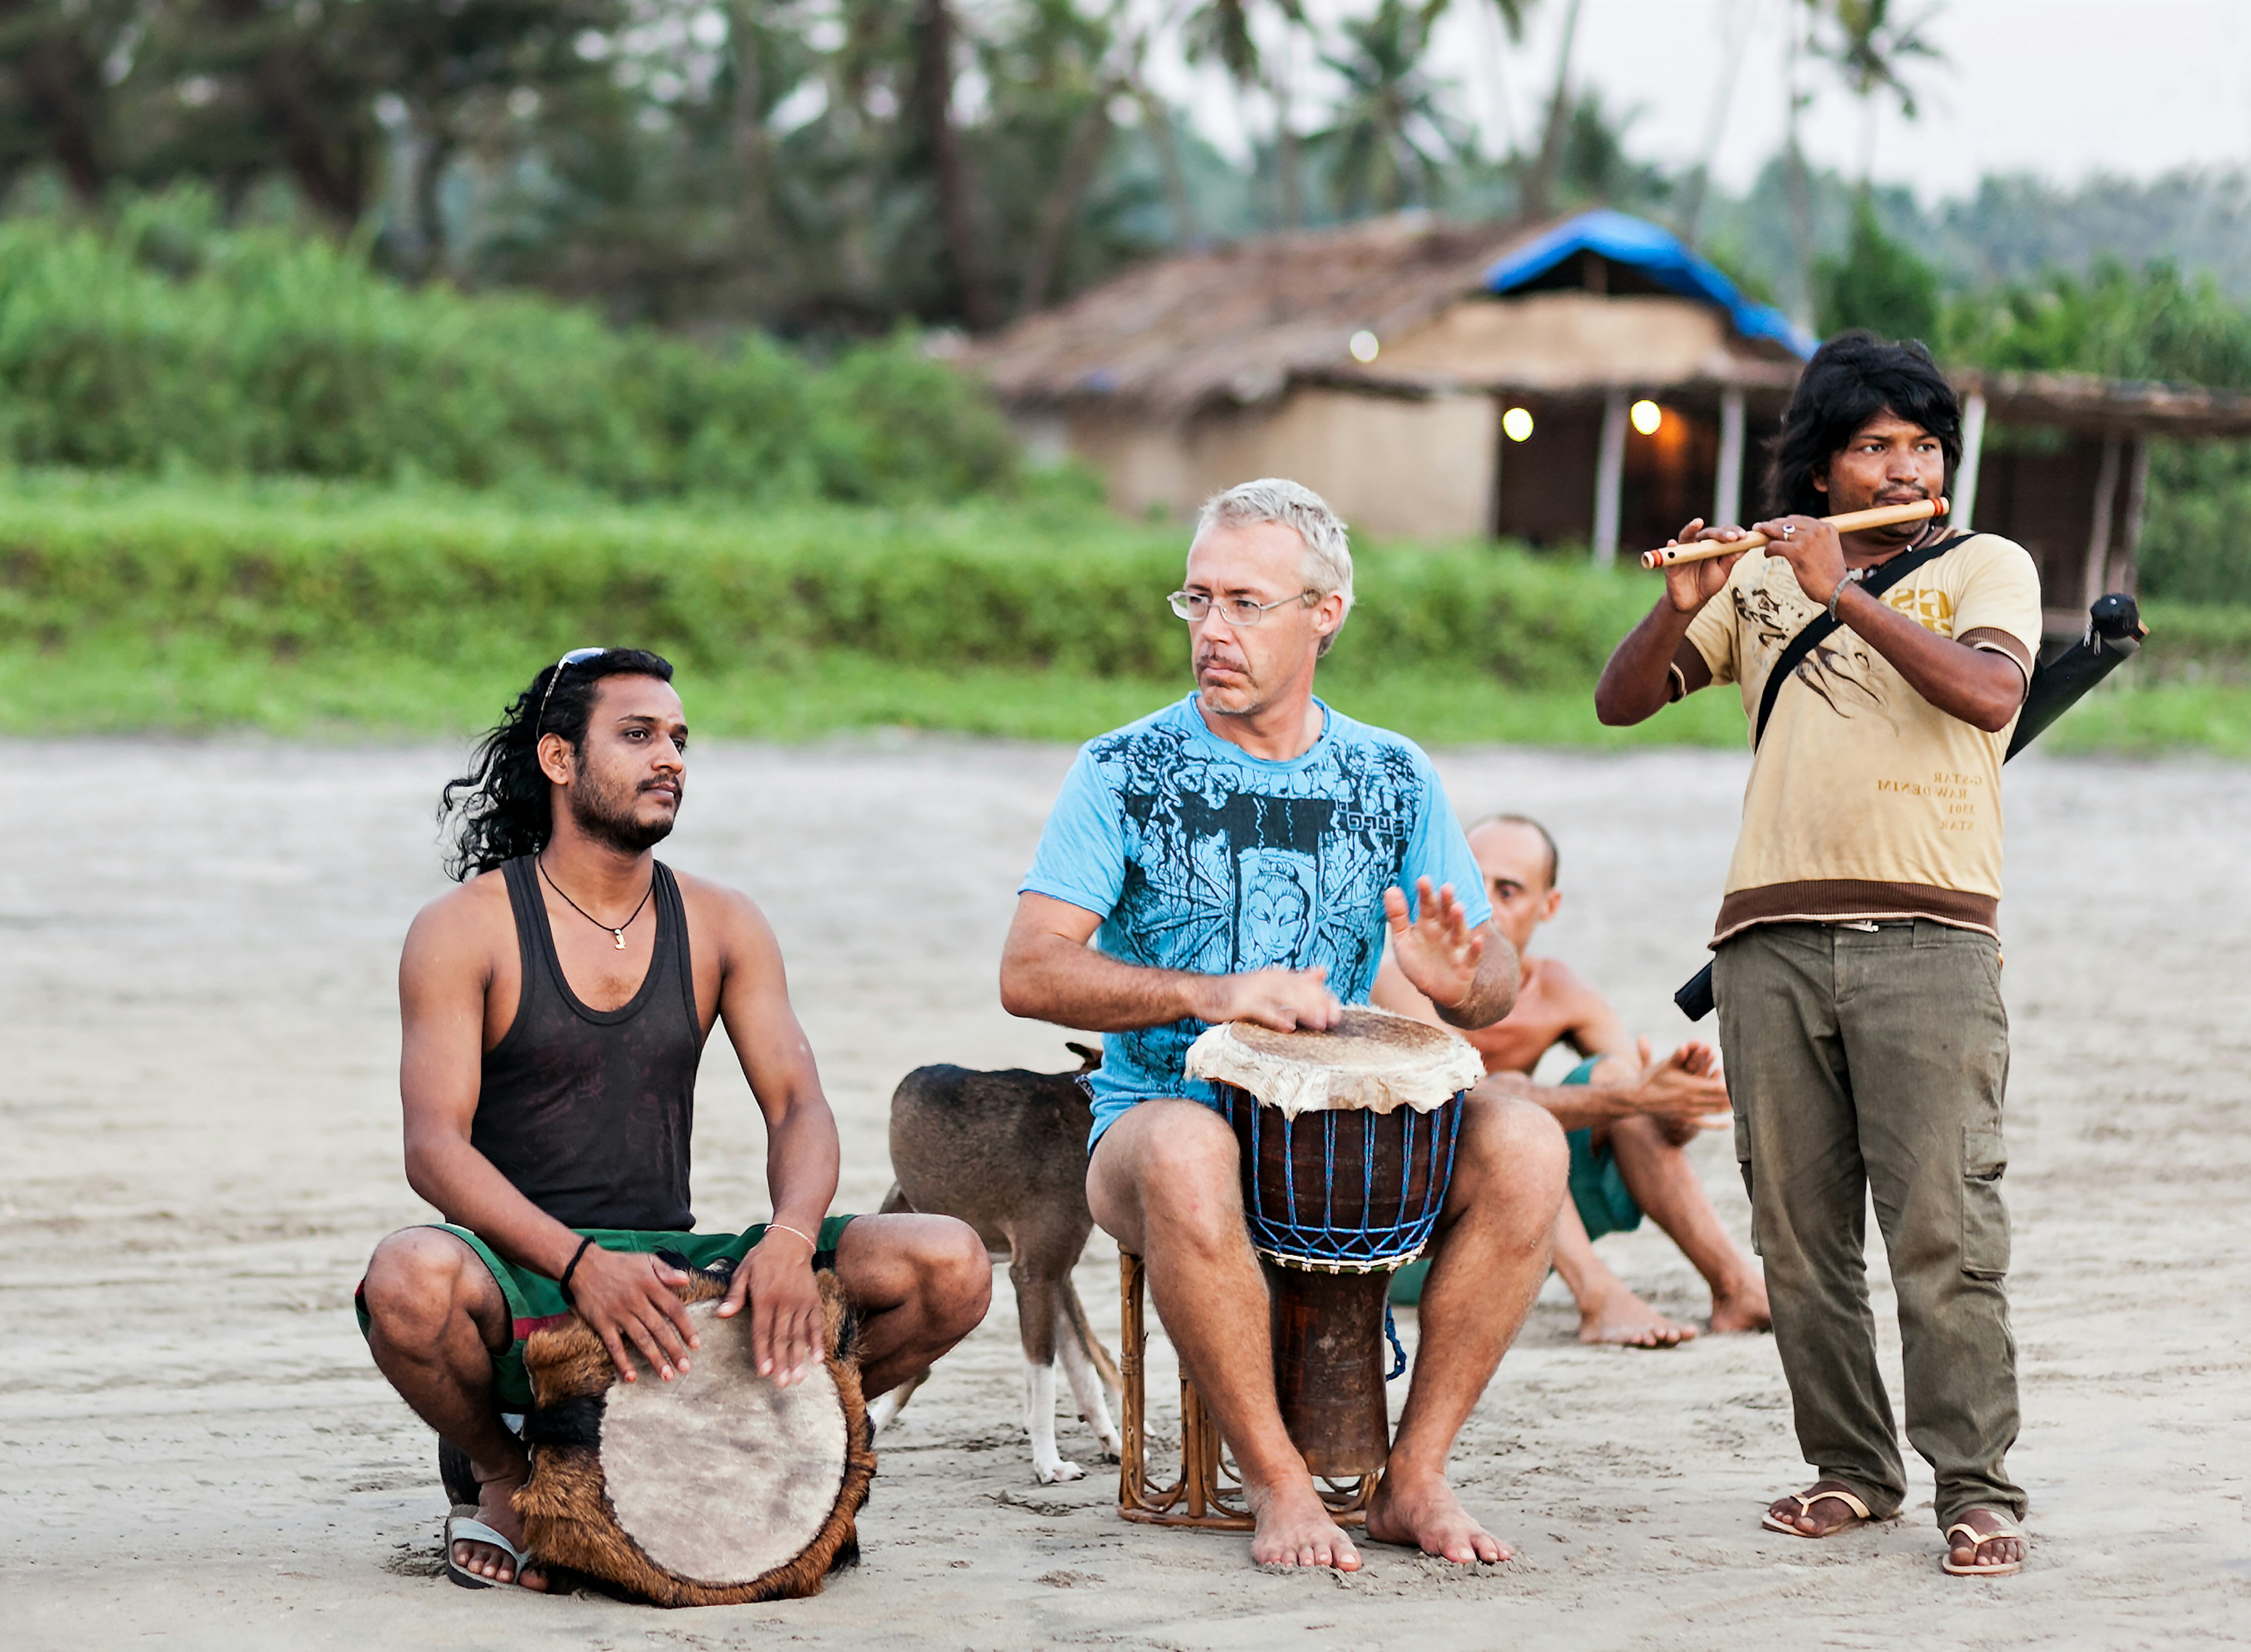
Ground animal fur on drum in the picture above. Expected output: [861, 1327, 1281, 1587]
[514, 1268, 875, 1607]
[875, 1043, 1126, 1484]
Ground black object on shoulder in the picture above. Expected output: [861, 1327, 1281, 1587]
[2007, 592, 2144, 758]
[1673, 588, 2147, 1023]
[557, 1235, 599, 1307]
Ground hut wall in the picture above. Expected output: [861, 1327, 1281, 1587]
[1067, 390, 1496, 540]
[1967, 432, 2124, 616]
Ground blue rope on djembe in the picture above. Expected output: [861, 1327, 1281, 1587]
[1227, 1087, 1463, 1270]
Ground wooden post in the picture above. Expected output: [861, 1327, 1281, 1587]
[1713, 386, 1745, 527]
[2118, 436, 2150, 594]
[2083, 431, 2123, 609]
[1593, 389, 1628, 567]
[1954, 391, 1988, 532]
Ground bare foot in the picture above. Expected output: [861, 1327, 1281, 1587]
[1709, 1276, 1772, 1334]
[452, 1469, 549, 1591]
[1579, 1284, 1698, 1348]
[1246, 1477, 1362, 1571]
[1763, 1479, 1872, 1538]
[1365, 1470, 1511, 1564]
[1944, 1507, 2026, 1575]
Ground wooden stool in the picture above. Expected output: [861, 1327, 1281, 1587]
[1116, 1252, 1380, 1528]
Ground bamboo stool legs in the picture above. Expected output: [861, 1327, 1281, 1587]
[1115, 1252, 1376, 1529]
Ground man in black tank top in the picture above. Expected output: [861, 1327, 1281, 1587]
[355, 649, 990, 1592]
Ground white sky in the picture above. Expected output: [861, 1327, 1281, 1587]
[1143, 0, 2251, 205]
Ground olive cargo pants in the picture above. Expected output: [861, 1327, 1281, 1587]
[1715, 919, 2026, 1529]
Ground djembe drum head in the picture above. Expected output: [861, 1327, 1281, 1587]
[514, 1267, 875, 1607]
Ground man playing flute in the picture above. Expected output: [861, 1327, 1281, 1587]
[1000, 478, 1569, 1572]
[1593, 333, 2040, 1578]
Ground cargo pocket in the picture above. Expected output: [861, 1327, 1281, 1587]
[1961, 1123, 2010, 1279]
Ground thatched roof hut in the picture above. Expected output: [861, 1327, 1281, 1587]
[973, 209, 2251, 623]
[970, 209, 1812, 549]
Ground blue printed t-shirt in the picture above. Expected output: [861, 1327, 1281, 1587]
[1019, 694, 1492, 1147]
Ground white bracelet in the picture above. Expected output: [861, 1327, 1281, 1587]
[762, 1221, 819, 1255]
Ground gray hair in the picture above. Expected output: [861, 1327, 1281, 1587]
[1193, 478, 1356, 652]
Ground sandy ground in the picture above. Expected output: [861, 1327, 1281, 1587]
[4, 731, 2249, 1650]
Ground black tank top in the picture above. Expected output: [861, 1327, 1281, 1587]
[472, 856, 706, 1231]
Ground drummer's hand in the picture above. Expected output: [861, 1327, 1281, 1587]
[1208, 964, 1342, 1032]
[719, 1226, 826, 1387]
[1662, 517, 1749, 613]
[1384, 878, 1484, 1013]
[569, 1246, 700, 1384]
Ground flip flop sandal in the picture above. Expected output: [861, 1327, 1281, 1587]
[1941, 1519, 2026, 1576]
[444, 1508, 539, 1590]
[1761, 1486, 1873, 1537]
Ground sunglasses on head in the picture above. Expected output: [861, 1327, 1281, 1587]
[535, 646, 611, 735]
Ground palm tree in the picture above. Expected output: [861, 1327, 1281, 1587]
[1813, 0, 1944, 192]
[1517, 0, 1579, 220]
[1311, 0, 1470, 216]
[1676, 0, 1756, 247]
[1782, 0, 1818, 326]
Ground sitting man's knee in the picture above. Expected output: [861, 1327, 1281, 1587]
[916, 1217, 994, 1329]
[361, 1227, 475, 1337]
[1137, 1125, 1243, 1231]
[1465, 1098, 1570, 1214]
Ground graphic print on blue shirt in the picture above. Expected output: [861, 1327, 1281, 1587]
[1019, 696, 1491, 1144]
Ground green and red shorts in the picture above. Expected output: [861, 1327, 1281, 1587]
[355, 1215, 859, 1413]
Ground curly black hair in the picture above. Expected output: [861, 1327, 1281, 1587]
[1763, 331, 1963, 519]
[438, 648, 676, 881]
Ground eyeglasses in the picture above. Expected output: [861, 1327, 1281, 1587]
[535, 646, 611, 734]
[1167, 590, 1318, 626]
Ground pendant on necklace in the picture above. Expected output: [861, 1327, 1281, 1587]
[611, 929, 627, 950]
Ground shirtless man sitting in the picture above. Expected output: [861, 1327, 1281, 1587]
[355, 647, 990, 1592]
[1376, 815, 1770, 1347]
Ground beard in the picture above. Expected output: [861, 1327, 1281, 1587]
[565, 767, 678, 855]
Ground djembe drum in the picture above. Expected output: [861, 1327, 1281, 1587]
[512, 1265, 875, 1606]
[1118, 1005, 1481, 1525]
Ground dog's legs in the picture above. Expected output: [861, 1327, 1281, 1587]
[1023, 1361, 1079, 1484]
[1012, 1264, 1080, 1484]
[1055, 1280, 1124, 1461]
[866, 1368, 926, 1435]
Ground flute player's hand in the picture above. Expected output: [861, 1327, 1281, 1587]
[1752, 513, 1848, 607]
[1661, 517, 1749, 613]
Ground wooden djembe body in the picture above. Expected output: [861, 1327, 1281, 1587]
[1118, 1007, 1480, 1527]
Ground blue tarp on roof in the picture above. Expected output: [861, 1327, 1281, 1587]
[1484, 209, 1818, 360]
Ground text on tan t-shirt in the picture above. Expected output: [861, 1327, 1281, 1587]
[1683, 532, 2044, 944]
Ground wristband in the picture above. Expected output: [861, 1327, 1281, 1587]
[1825, 574, 1858, 622]
[557, 1235, 599, 1308]
[762, 1221, 820, 1256]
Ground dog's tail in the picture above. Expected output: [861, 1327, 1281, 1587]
[1059, 1272, 1123, 1394]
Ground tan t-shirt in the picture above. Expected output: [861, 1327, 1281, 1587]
[1684, 532, 2043, 943]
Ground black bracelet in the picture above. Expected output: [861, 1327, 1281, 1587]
[557, 1236, 599, 1308]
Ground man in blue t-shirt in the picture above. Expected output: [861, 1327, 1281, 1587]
[1000, 479, 1569, 1573]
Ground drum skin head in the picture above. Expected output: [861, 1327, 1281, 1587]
[515, 1269, 875, 1606]
[1186, 1004, 1482, 1116]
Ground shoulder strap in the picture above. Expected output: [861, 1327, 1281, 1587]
[1751, 533, 1968, 748]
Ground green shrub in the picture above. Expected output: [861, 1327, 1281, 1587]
[0, 204, 1015, 503]
[0, 476, 1652, 690]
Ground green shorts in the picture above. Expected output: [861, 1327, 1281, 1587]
[355, 1215, 859, 1413]
[1390, 1056, 1640, 1304]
